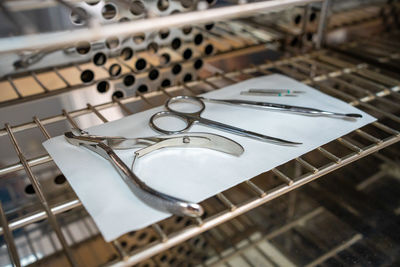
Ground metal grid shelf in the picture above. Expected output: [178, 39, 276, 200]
[199, 207, 363, 267]
[327, 2, 398, 30]
[125, 145, 400, 267]
[0, 0, 324, 54]
[0, 20, 277, 106]
[331, 31, 400, 72]
[0, 46, 399, 266]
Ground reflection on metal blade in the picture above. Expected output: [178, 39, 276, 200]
[135, 132, 244, 158]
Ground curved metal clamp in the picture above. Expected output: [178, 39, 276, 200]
[65, 130, 243, 217]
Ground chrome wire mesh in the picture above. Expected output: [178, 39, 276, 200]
[0, 40, 399, 265]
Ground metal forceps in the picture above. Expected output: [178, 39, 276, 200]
[149, 95, 301, 145]
[65, 129, 244, 217]
[199, 96, 363, 118]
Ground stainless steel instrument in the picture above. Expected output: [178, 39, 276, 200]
[241, 88, 306, 96]
[248, 89, 306, 94]
[240, 91, 298, 97]
[64, 130, 244, 217]
[197, 96, 363, 118]
[149, 95, 302, 145]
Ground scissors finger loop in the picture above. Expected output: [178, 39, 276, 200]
[150, 111, 193, 134]
[165, 95, 206, 116]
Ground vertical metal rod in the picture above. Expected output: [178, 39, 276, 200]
[305, 234, 363, 267]
[136, 91, 154, 107]
[0, 202, 21, 267]
[7, 77, 22, 99]
[61, 221, 82, 264]
[74, 63, 82, 72]
[252, 64, 273, 75]
[245, 180, 266, 197]
[355, 129, 382, 144]
[316, 0, 331, 49]
[358, 102, 400, 124]
[87, 103, 108, 123]
[53, 67, 71, 87]
[112, 240, 127, 261]
[113, 97, 133, 115]
[218, 72, 239, 83]
[295, 157, 318, 173]
[300, 4, 310, 49]
[115, 57, 136, 73]
[62, 109, 80, 129]
[34, 116, 51, 139]
[100, 65, 109, 74]
[203, 232, 228, 263]
[374, 92, 400, 109]
[80, 211, 95, 237]
[158, 86, 173, 97]
[241, 253, 256, 267]
[372, 122, 399, 136]
[181, 82, 198, 95]
[330, 77, 374, 97]
[272, 168, 293, 185]
[45, 226, 60, 253]
[317, 147, 341, 163]
[78, 214, 102, 266]
[202, 79, 219, 90]
[0, 1, 26, 35]
[216, 193, 236, 211]
[318, 83, 400, 123]
[337, 138, 362, 154]
[31, 72, 49, 93]
[23, 230, 39, 262]
[152, 223, 168, 242]
[195, 216, 204, 226]
[356, 170, 386, 191]
[275, 65, 308, 80]
[5, 184, 39, 262]
[4, 124, 78, 267]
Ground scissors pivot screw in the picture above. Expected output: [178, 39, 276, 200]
[183, 136, 191, 144]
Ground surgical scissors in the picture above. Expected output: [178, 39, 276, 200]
[149, 95, 301, 145]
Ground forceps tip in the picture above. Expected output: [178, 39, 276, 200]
[184, 203, 204, 217]
[273, 139, 302, 146]
[287, 141, 302, 145]
[346, 113, 363, 118]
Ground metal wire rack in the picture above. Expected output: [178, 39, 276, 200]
[332, 32, 400, 72]
[0, 0, 397, 106]
[2, 0, 392, 107]
[0, 0, 326, 54]
[0, 34, 399, 266]
[0, 20, 277, 106]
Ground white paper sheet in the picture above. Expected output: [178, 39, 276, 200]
[43, 74, 376, 241]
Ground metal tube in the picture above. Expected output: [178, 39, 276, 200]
[0, 202, 21, 267]
[87, 103, 108, 122]
[315, 0, 331, 49]
[4, 124, 78, 267]
[0, 199, 82, 235]
[0, 0, 322, 54]
[305, 234, 363, 267]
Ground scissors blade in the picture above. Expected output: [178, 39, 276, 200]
[195, 116, 302, 145]
[136, 133, 244, 157]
